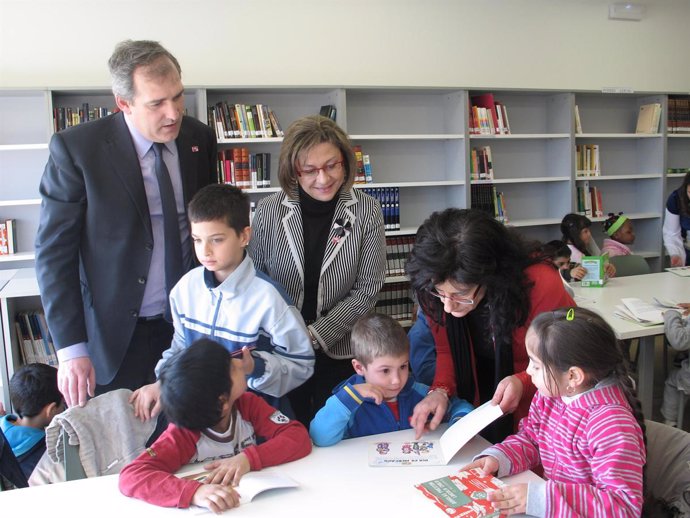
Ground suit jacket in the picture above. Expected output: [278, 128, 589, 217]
[35, 112, 217, 384]
[247, 188, 386, 359]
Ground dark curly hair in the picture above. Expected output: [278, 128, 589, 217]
[406, 208, 542, 348]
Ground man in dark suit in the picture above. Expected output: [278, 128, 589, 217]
[35, 40, 217, 408]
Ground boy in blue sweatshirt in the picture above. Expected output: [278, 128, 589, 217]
[310, 313, 472, 446]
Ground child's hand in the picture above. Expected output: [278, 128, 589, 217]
[604, 262, 616, 278]
[487, 483, 527, 516]
[352, 383, 385, 404]
[678, 302, 690, 317]
[203, 453, 251, 486]
[238, 347, 255, 376]
[570, 264, 586, 281]
[129, 381, 162, 421]
[192, 483, 240, 514]
[460, 455, 499, 475]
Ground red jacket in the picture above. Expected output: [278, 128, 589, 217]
[430, 263, 575, 425]
[119, 392, 311, 508]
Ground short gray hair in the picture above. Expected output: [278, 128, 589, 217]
[108, 40, 181, 101]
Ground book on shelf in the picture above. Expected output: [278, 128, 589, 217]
[176, 467, 298, 505]
[574, 104, 583, 134]
[14, 311, 58, 367]
[318, 104, 337, 121]
[353, 145, 367, 184]
[470, 183, 507, 222]
[667, 96, 690, 134]
[613, 297, 671, 326]
[416, 468, 506, 518]
[216, 149, 271, 190]
[470, 94, 510, 135]
[470, 146, 494, 180]
[576, 144, 600, 176]
[362, 187, 400, 230]
[208, 102, 283, 140]
[375, 282, 414, 324]
[368, 401, 503, 467]
[665, 266, 690, 277]
[635, 103, 662, 134]
[53, 104, 116, 132]
[384, 235, 414, 277]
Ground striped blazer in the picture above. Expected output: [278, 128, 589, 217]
[248, 188, 386, 359]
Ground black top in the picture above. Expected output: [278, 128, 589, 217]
[299, 185, 339, 323]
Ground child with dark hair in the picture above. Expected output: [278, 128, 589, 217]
[462, 307, 645, 517]
[120, 338, 311, 513]
[0, 363, 63, 478]
[310, 313, 472, 446]
[131, 183, 315, 420]
[602, 212, 636, 257]
[560, 213, 616, 277]
[541, 239, 586, 284]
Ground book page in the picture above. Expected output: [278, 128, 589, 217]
[439, 402, 503, 463]
[621, 298, 664, 325]
[665, 266, 690, 277]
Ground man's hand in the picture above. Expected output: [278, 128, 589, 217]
[129, 381, 162, 421]
[191, 484, 240, 514]
[58, 357, 96, 408]
[352, 383, 385, 405]
[203, 453, 251, 487]
[492, 375, 523, 414]
[409, 390, 449, 440]
[671, 255, 684, 267]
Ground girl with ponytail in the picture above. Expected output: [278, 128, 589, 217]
[462, 307, 645, 517]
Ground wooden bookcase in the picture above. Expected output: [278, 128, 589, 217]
[0, 85, 687, 406]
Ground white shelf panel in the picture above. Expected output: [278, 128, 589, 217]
[384, 275, 409, 284]
[576, 174, 662, 181]
[0, 268, 39, 297]
[667, 134, 690, 138]
[480, 177, 569, 185]
[218, 137, 283, 144]
[357, 180, 464, 188]
[0, 252, 35, 264]
[0, 143, 48, 151]
[351, 134, 464, 141]
[636, 250, 661, 259]
[470, 133, 569, 140]
[0, 198, 41, 207]
[505, 217, 562, 227]
[387, 227, 418, 236]
[244, 187, 280, 194]
[576, 133, 662, 139]
[589, 212, 660, 223]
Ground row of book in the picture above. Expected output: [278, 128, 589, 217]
[576, 144, 600, 176]
[353, 145, 373, 184]
[668, 96, 690, 134]
[208, 102, 284, 140]
[53, 104, 115, 132]
[384, 236, 414, 277]
[0, 218, 17, 255]
[577, 182, 604, 217]
[15, 311, 58, 367]
[217, 148, 271, 189]
[374, 282, 415, 324]
[470, 146, 494, 180]
[361, 187, 400, 231]
[469, 93, 511, 135]
[470, 183, 508, 223]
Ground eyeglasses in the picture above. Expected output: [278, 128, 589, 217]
[428, 284, 482, 305]
[295, 160, 344, 178]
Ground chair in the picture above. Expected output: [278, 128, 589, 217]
[0, 426, 29, 490]
[644, 420, 690, 517]
[609, 254, 651, 277]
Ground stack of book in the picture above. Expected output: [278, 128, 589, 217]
[217, 148, 271, 189]
[352, 145, 373, 184]
[576, 144, 600, 176]
[15, 311, 58, 366]
[0, 218, 17, 255]
[208, 103, 283, 140]
[668, 96, 690, 134]
[362, 187, 400, 230]
[577, 180, 604, 217]
[613, 297, 679, 326]
[53, 104, 115, 131]
[469, 93, 511, 135]
[384, 235, 415, 277]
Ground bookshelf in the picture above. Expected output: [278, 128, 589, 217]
[0, 85, 685, 406]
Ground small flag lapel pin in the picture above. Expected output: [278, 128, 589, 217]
[191, 146, 199, 152]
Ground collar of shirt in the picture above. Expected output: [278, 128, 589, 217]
[122, 113, 178, 160]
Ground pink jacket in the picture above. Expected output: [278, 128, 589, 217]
[601, 238, 632, 257]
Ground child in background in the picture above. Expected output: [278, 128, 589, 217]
[462, 307, 645, 517]
[602, 212, 636, 257]
[131, 184, 315, 420]
[119, 338, 311, 513]
[660, 302, 690, 428]
[0, 363, 63, 478]
[309, 313, 473, 446]
[561, 213, 616, 278]
[542, 240, 587, 286]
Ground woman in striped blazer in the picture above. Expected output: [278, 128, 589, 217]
[248, 115, 386, 425]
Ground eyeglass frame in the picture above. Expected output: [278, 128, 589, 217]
[295, 159, 345, 178]
[428, 283, 482, 305]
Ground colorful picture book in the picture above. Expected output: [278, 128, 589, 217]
[368, 402, 503, 467]
[415, 468, 505, 517]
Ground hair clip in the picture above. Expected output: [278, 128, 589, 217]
[566, 308, 575, 321]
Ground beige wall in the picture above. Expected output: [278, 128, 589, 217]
[1, 0, 689, 92]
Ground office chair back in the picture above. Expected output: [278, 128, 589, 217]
[609, 254, 651, 277]
[0, 426, 29, 489]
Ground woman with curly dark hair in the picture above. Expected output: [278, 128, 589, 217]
[407, 208, 574, 442]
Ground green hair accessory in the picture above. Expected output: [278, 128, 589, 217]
[606, 214, 628, 236]
[566, 308, 575, 321]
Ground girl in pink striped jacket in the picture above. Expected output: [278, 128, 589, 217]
[463, 307, 646, 517]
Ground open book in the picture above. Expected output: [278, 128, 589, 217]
[176, 467, 298, 506]
[416, 468, 505, 517]
[666, 266, 690, 277]
[613, 297, 678, 326]
[368, 401, 503, 467]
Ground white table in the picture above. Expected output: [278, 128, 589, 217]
[0, 427, 540, 517]
[571, 271, 690, 418]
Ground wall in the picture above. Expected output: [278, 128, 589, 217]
[1, 0, 689, 92]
